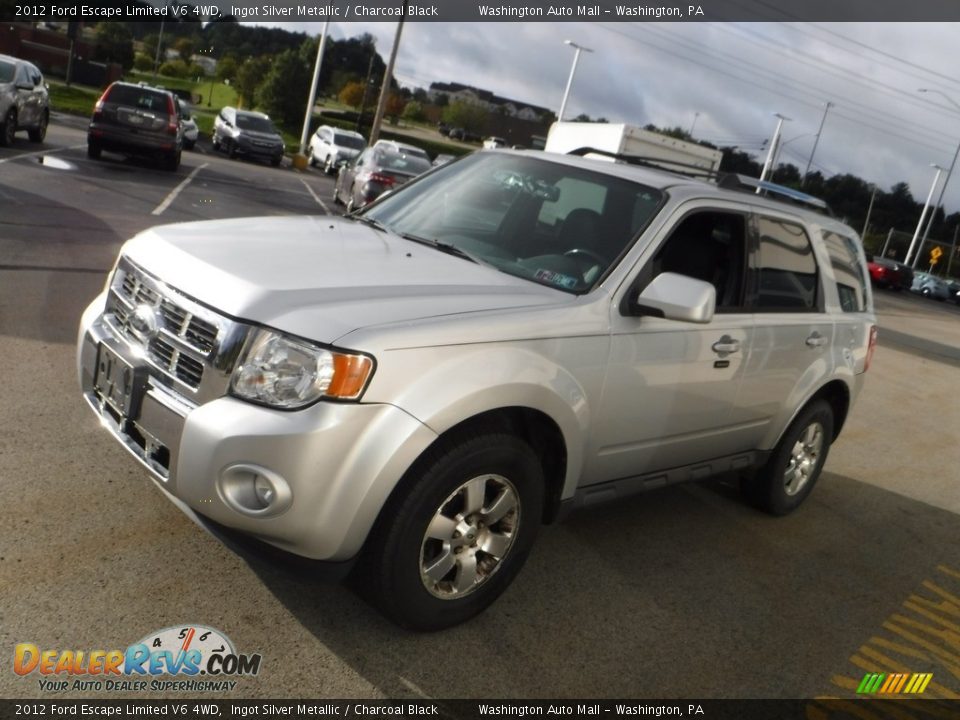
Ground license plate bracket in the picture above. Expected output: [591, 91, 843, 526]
[94, 343, 147, 421]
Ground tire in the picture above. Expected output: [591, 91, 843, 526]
[1, 108, 16, 147]
[212, 134, 221, 151]
[741, 399, 834, 516]
[87, 142, 101, 160]
[227, 139, 238, 159]
[345, 187, 355, 213]
[359, 428, 544, 631]
[184, 139, 195, 151]
[332, 177, 341, 204]
[28, 110, 47, 143]
[270, 156, 281, 167]
[324, 155, 333, 174]
[921, 288, 931, 297]
[307, 147, 315, 167]
[163, 150, 180, 172]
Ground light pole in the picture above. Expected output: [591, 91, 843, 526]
[802, 101, 833, 187]
[758, 113, 790, 190]
[905, 164, 945, 268]
[771, 132, 816, 174]
[557, 40, 593, 122]
[917, 89, 960, 250]
[298, 21, 332, 157]
[689, 112, 700, 137]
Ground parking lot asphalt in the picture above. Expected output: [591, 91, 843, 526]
[1, 119, 959, 701]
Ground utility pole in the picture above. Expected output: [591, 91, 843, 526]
[861, 185, 877, 238]
[558, 40, 593, 122]
[905, 164, 944, 268]
[918, 137, 960, 249]
[948, 224, 959, 276]
[298, 20, 331, 157]
[881, 228, 894, 258]
[758, 113, 790, 190]
[355, 52, 376, 134]
[369, 7, 407, 146]
[802, 101, 833, 188]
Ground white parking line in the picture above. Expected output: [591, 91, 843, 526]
[0, 143, 86, 164]
[151, 162, 209, 216]
[300, 177, 330, 214]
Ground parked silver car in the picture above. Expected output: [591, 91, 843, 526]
[911, 270, 950, 300]
[78, 150, 876, 630]
[177, 99, 198, 150]
[0, 54, 49, 146]
[213, 106, 284, 166]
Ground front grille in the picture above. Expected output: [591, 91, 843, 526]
[107, 261, 224, 392]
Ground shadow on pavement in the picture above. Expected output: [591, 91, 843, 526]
[235, 471, 960, 698]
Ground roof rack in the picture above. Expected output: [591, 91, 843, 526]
[566, 147, 721, 181]
[717, 174, 832, 215]
[566, 147, 833, 216]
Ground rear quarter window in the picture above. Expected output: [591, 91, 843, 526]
[823, 230, 868, 312]
[755, 216, 819, 311]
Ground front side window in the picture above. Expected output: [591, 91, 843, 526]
[236, 114, 275, 133]
[756, 216, 819, 311]
[362, 153, 664, 293]
[642, 210, 749, 312]
[0, 61, 15, 84]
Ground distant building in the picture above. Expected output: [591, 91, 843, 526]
[428, 81, 552, 121]
[190, 54, 217, 76]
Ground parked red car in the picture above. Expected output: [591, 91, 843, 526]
[867, 255, 911, 291]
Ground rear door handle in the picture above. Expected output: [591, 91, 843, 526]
[806, 332, 827, 348]
[712, 335, 741, 355]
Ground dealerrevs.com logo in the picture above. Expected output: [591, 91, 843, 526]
[13, 625, 262, 693]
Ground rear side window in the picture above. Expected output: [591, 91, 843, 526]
[823, 230, 868, 312]
[0, 61, 14, 83]
[756, 217, 819, 311]
[106, 85, 170, 114]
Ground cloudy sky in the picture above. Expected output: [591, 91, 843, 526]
[262, 21, 960, 218]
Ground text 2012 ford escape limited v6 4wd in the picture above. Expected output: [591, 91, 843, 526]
[78, 150, 876, 630]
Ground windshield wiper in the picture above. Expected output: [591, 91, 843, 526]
[397, 232, 486, 266]
[350, 214, 390, 233]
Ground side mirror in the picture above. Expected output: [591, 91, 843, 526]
[631, 272, 716, 324]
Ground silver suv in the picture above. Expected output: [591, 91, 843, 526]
[0, 54, 49, 146]
[78, 150, 876, 630]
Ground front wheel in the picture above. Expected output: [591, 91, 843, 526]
[359, 430, 544, 631]
[28, 110, 47, 143]
[1, 108, 16, 146]
[741, 399, 834, 516]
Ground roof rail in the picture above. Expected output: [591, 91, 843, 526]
[717, 174, 833, 215]
[566, 146, 721, 181]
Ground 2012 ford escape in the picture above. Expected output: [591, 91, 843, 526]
[78, 150, 877, 630]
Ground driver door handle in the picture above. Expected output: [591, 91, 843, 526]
[806, 332, 827, 348]
[712, 335, 741, 355]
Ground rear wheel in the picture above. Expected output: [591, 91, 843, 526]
[359, 429, 543, 631]
[741, 399, 834, 516]
[163, 149, 180, 171]
[1, 108, 16, 146]
[28, 110, 47, 143]
[87, 142, 101, 160]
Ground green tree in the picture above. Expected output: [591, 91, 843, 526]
[159, 59, 189, 78]
[402, 100, 425, 122]
[173, 37, 195, 60]
[434, 93, 449, 107]
[216, 55, 238, 83]
[133, 53, 153, 72]
[256, 49, 311, 128]
[234, 56, 272, 109]
[94, 23, 135, 71]
[441, 101, 488, 134]
[386, 93, 406, 124]
[188, 62, 207, 79]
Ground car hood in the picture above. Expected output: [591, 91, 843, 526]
[123, 216, 566, 344]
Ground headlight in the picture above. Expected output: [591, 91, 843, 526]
[231, 330, 374, 409]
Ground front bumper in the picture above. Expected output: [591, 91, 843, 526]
[78, 292, 437, 561]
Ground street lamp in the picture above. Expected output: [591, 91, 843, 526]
[557, 40, 593, 122]
[905, 163, 945, 268]
[757, 113, 790, 190]
[917, 88, 960, 250]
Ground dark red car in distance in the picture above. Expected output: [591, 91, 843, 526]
[867, 255, 912, 292]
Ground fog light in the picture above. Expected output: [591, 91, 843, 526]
[217, 464, 292, 517]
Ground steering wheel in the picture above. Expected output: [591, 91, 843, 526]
[563, 248, 608, 267]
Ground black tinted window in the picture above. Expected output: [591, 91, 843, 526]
[823, 230, 867, 312]
[334, 133, 364, 149]
[236, 114, 275, 133]
[106, 85, 171, 114]
[756, 217, 819, 311]
[648, 211, 748, 311]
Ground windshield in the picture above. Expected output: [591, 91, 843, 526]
[335, 133, 365, 150]
[0, 61, 14, 84]
[236, 114, 276, 133]
[362, 153, 664, 293]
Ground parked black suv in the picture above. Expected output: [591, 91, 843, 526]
[87, 82, 183, 171]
